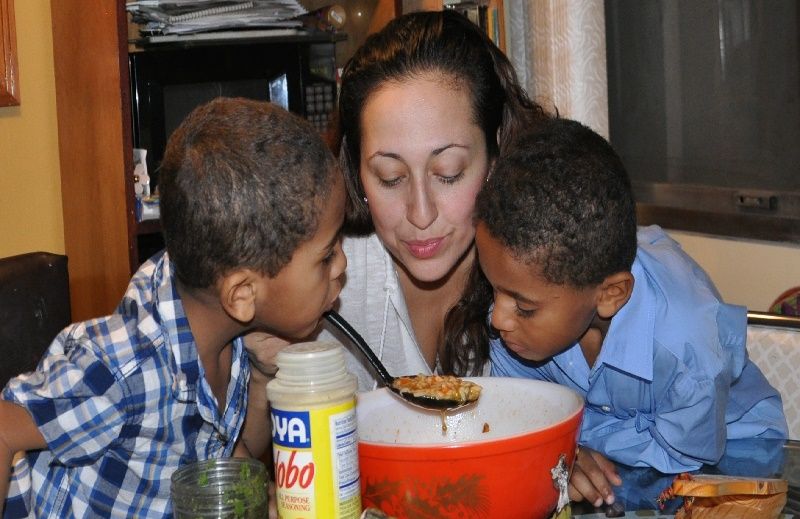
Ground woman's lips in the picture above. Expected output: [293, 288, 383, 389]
[405, 238, 444, 259]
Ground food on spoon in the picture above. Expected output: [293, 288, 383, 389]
[391, 375, 482, 404]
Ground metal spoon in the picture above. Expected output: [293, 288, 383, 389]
[324, 310, 477, 412]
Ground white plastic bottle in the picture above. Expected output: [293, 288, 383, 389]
[266, 341, 361, 518]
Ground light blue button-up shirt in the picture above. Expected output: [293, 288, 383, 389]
[490, 226, 787, 473]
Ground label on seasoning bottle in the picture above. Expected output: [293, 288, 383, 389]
[267, 342, 361, 518]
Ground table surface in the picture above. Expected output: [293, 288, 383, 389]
[573, 439, 800, 518]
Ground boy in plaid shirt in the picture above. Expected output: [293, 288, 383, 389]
[0, 98, 346, 517]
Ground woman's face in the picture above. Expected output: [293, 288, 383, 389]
[359, 75, 489, 283]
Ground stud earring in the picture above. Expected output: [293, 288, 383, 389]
[363, 197, 368, 203]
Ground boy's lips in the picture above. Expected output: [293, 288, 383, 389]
[502, 337, 528, 355]
[501, 338, 545, 362]
[404, 237, 445, 259]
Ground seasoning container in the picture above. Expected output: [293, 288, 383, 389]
[171, 457, 268, 519]
[267, 341, 361, 518]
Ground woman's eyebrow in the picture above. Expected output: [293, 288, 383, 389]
[367, 150, 403, 162]
[431, 143, 468, 156]
[367, 143, 469, 162]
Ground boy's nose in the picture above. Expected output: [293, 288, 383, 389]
[331, 242, 347, 280]
[406, 182, 437, 230]
[490, 301, 514, 332]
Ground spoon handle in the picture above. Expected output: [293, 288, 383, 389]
[324, 310, 395, 386]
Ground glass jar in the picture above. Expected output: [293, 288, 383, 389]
[171, 457, 268, 519]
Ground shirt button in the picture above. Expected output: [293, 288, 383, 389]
[172, 373, 188, 391]
[601, 405, 612, 413]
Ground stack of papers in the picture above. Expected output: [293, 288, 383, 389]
[127, 0, 307, 35]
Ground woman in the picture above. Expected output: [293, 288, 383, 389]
[320, 9, 548, 389]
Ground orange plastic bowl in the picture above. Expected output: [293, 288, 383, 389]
[357, 377, 583, 519]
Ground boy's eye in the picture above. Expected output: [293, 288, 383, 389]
[322, 248, 337, 265]
[514, 303, 535, 318]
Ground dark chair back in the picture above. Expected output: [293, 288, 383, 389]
[0, 252, 71, 388]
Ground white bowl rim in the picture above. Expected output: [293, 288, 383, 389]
[356, 377, 584, 448]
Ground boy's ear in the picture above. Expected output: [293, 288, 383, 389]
[596, 271, 634, 319]
[219, 269, 259, 324]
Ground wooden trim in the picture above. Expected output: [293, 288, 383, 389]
[368, 0, 400, 34]
[401, 0, 440, 13]
[636, 203, 800, 243]
[0, 0, 20, 106]
[493, 0, 506, 53]
[117, 1, 137, 274]
[51, 0, 132, 320]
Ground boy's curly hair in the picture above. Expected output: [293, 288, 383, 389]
[159, 97, 338, 288]
[442, 118, 637, 376]
[477, 117, 638, 287]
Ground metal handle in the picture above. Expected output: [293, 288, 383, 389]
[324, 310, 394, 386]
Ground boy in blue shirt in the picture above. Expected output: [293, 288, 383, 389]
[463, 118, 787, 508]
[0, 98, 346, 517]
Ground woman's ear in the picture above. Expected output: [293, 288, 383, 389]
[596, 271, 634, 319]
[219, 269, 259, 324]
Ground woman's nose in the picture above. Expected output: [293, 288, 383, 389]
[406, 181, 437, 230]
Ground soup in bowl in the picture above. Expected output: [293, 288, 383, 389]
[356, 377, 584, 519]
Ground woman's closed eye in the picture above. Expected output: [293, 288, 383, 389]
[379, 170, 465, 187]
[371, 165, 406, 187]
[436, 170, 465, 185]
[377, 175, 404, 188]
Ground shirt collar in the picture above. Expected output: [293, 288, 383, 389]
[149, 253, 199, 394]
[375, 236, 415, 341]
[598, 256, 654, 381]
[552, 255, 655, 382]
[151, 254, 248, 436]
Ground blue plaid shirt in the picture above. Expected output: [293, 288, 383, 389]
[2, 251, 249, 518]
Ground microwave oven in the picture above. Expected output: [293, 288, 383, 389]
[128, 34, 341, 263]
[129, 34, 340, 192]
